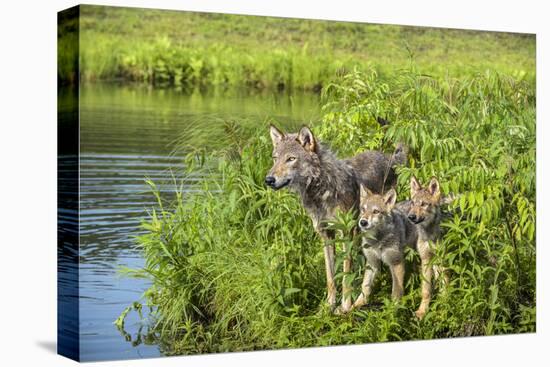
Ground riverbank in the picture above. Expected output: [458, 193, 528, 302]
[59, 5, 536, 90]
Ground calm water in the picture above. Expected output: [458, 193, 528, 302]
[73, 84, 320, 361]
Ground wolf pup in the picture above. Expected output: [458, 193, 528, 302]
[265, 125, 407, 312]
[352, 187, 418, 310]
[403, 176, 446, 319]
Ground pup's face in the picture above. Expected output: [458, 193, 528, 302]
[408, 176, 441, 224]
[358, 187, 397, 231]
[265, 125, 320, 190]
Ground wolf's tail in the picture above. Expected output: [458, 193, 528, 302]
[390, 142, 408, 167]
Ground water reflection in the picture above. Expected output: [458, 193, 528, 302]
[60, 83, 320, 361]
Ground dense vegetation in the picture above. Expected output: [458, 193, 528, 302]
[85, 4, 537, 356]
[116, 66, 535, 354]
[60, 5, 535, 91]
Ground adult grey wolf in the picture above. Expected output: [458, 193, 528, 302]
[264, 125, 407, 312]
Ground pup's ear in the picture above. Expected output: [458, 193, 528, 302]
[297, 126, 316, 152]
[269, 125, 284, 146]
[410, 176, 422, 197]
[384, 188, 397, 209]
[428, 177, 441, 200]
[360, 185, 372, 202]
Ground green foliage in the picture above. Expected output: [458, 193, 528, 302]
[79, 35, 351, 91]
[317, 67, 536, 337]
[59, 5, 535, 90]
[118, 66, 535, 354]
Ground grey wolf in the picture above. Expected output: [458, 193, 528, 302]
[352, 186, 418, 310]
[398, 176, 447, 319]
[353, 176, 448, 319]
[265, 125, 407, 312]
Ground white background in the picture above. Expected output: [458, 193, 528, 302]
[0, 0, 547, 365]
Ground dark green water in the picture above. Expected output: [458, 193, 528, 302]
[72, 84, 320, 361]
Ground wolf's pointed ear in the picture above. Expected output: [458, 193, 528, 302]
[384, 188, 397, 209]
[359, 185, 371, 201]
[428, 177, 441, 200]
[269, 125, 284, 146]
[297, 126, 316, 152]
[410, 176, 422, 197]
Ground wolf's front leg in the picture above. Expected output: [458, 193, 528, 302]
[352, 247, 380, 309]
[323, 243, 337, 308]
[382, 247, 405, 300]
[389, 261, 405, 300]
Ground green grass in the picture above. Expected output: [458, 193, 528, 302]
[59, 5, 535, 90]
[117, 67, 535, 355]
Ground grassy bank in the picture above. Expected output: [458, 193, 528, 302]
[59, 5, 535, 90]
[117, 68, 535, 354]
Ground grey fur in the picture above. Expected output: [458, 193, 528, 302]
[352, 177, 451, 315]
[361, 209, 419, 252]
[267, 126, 405, 232]
[396, 200, 442, 242]
[266, 125, 407, 309]
[353, 188, 417, 307]
[403, 176, 447, 319]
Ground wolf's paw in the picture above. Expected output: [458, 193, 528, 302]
[352, 294, 367, 310]
[334, 305, 352, 315]
[415, 309, 426, 320]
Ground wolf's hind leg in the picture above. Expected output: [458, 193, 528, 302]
[352, 248, 380, 309]
[323, 243, 337, 308]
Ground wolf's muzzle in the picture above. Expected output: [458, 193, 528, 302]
[408, 214, 424, 224]
[265, 176, 276, 187]
[265, 176, 291, 190]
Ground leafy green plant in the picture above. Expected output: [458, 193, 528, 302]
[117, 67, 535, 354]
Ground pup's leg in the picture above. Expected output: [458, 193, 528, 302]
[340, 242, 353, 313]
[416, 241, 433, 319]
[352, 247, 380, 309]
[382, 247, 405, 300]
[323, 243, 337, 308]
[390, 261, 405, 300]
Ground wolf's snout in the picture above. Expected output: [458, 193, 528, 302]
[359, 219, 368, 228]
[408, 214, 424, 224]
[265, 176, 276, 187]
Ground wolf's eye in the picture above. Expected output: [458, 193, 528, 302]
[421, 202, 428, 208]
[372, 209, 380, 214]
[286, 157, 296, 162]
